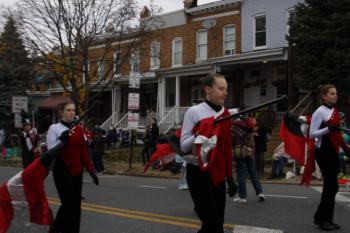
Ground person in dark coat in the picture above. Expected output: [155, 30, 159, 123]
[92, 127, 106, 174]
[150, 118, 159, 154]
[141, 126, 151, 165]
[254, 121, 268, 177]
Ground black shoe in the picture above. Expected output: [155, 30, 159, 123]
[314, 221, 336, 231]
[330, 222, 340, 230]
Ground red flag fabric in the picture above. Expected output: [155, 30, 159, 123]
[0, 182, 13, 233]
[280, 113, 315, 186]
[0, 158, 53, 233]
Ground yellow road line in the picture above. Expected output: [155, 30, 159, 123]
[48, 198, 234, 230]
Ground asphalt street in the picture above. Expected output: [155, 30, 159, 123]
[1, 166, 350, 233]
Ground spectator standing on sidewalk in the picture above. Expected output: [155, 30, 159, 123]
[150, 118, 159, 154]
[254, 120, 268, 177]
[141, 126, 151, 165]
[233, 117, 265, 203]
[92, 126, 106, 174]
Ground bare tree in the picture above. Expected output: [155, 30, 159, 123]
[15, 0, 162, 114]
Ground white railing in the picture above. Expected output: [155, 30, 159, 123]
[100, 112, 119, 131]
[158, 105, 178, 134]
[158, 106, 190, 134]
[113, 112, 130, 129]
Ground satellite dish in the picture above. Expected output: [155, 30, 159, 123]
[202, 18, 216, 29]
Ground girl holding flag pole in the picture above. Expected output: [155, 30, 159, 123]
[180, 73, 237, 233]
[46, 100, 99, 233]
[309, 84, 350, 231]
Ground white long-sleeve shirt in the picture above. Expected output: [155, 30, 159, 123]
[46, 122, 69, 150]
[309, 105, 332, 148]
[180, 102, 225, 153]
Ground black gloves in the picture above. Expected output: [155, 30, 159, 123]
[226, 177, 238, 197]
[59, 130, 70, 143]
[328, 125, 340, 132]
[89, 172, 99, 185]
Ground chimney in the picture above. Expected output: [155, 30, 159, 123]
[183, 0, 198, 9]
[140, 6, 150, 19]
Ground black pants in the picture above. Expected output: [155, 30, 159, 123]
[21, 150, 34, 168]
[186, 164, 226, 233]
[92, 151, 105, 173]
[314, 136, 339, 223]
[52, 157, 83, 233]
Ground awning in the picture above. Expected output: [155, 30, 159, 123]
[39, 95, 71, 110]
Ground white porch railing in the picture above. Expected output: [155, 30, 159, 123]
[100, 112, 119, 131]
[113, 112, 130, 129]
[158, 106, 190, 134]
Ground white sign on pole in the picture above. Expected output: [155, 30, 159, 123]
[12, 96, 28, 113]
[14, 113, 22, 128]
[128, 113, 139, 129]
[129, 72, 140, 89]
[128, 93, 140, 110]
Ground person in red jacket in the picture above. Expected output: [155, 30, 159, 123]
[46, 100, 98, 233]
[180, 73, 237, 233]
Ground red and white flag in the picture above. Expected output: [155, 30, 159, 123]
[0, 159, 53, 233]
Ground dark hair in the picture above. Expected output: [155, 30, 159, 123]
[201, 73, 226, 97]
[318, 84, 336, 103]
[57, 100, 75, 112]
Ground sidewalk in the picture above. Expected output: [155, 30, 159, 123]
[0, 156, 325, 186]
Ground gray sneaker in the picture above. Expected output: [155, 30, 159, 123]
[258, 193, 266, 202]
[233, 197, 247, 203]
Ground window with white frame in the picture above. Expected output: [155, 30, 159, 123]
[114, 50, 121, 75]
[130, 49, 140, 72]
[223, 25, 236, 56]
[150, 41, 160, 69]
[254, 15, 266, 48]
[97, 61, 105, 79]
[172, 38, 182, 66]
[196, 30, 208, 60]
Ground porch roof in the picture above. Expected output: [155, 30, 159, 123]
[39, 94, 71, 110]
[210, 48, 287, 66]
[155, 62, 213, 77]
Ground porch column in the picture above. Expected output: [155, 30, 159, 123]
[175, 76, 180, 123]
[157, 77, 166, 119]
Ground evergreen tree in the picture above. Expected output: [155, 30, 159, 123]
[290, 0, 350, 92]
[0, 15, 32, 131]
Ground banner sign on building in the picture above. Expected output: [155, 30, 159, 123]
[129, 72, 140, 89]
[128, 113, 139, 129]
[12, 96, 28, 113]
[14, 113, 23, 128]
[128, 93, 140, 110]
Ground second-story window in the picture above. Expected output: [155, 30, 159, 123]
[254, 15, 266, 49]
[197, 30, 208, 60]
[150, 41, 160, 69]
[130, 49, 140, 72]
[223, 25, 236, 56]
[172, 38, 182, 66]
[97, 60, 105, 80]
[114, 50, 121, 75]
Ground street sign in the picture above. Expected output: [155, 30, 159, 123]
[128, 93, 140, 110]
[128, 113, 139, 129]
[12, 96, 28, 113]
[129, 72, 140, 89]
[14, 113, 22, 128]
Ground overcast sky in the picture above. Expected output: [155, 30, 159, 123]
[0, 0, 220, 13]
